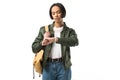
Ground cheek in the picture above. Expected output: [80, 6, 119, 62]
[52, 15, 55, 18]
[58, 14, 62, 17]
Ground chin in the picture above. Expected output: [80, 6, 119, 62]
[54, 20, 60, 23]
[54, 20, 62, 23]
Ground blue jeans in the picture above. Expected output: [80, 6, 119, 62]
[42, 61, 71, 80]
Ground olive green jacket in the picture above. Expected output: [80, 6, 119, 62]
[32, 22, 79, 69]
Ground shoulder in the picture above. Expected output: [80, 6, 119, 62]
[64, 22, 76, 32]
[65, 26, 76, 33]
[39, 24, 50, 32]
[39, 26, 45, 33]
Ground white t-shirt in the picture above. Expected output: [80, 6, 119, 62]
[49, 26, 63, 59]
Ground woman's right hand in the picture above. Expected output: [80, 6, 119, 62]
[42, 32, 51, 46]
[44, 32, 50, 39]
[42, 39, 49, 46]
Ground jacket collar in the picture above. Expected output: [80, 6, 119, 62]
[50, 22, 67, 31]
[49, 22, 67, 37]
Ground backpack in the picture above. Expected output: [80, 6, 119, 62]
[33, 25, 49, 79]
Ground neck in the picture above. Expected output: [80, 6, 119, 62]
[54, 21, 64, 28]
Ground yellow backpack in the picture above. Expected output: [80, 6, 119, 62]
[33, 25, 49, 79]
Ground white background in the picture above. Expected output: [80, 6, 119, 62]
[0, 0, 120, 80]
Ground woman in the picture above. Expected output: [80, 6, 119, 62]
[32, 3, 79, 80]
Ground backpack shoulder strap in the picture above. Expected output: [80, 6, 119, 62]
[45, 25, 49, 32]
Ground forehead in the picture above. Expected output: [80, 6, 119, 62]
[51, 6, 61, 12]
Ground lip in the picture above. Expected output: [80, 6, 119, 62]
[54, 18, 59, 21]
[54, 18, 59, 19]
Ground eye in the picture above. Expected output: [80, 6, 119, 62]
[57, 11, 61, 14]
[52, 12, 55, 15]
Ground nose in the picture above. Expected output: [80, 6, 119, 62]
[54, 13, 58, 17]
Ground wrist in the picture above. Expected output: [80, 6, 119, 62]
[54, 37, 58, 42]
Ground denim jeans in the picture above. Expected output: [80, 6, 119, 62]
[42, 61, 71, 80]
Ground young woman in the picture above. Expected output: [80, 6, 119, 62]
[32, 3, 79, 80]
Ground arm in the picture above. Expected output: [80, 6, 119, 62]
[56, 28, 79, 47]
[45, 28, 79, 47]
[32, 27, 44, 53]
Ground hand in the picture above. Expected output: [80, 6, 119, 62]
[42, 39, 49, 46]
[45, 37, 55, 44]
[42, 37, 56, 46]
[44, 32, 50, 39]
[42, 32, 51, 46]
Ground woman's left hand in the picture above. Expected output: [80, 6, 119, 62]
[45, 37, 55, 44]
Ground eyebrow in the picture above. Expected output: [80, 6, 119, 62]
[52, 10, 61, 13]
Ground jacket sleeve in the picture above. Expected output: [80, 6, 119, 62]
[57, 28, 79, 47]
[32, 27, 44, 53]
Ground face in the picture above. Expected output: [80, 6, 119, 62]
[51, 6, 63, 23]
